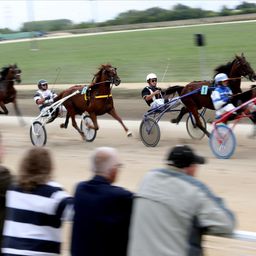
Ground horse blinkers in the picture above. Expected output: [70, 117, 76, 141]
[236, 56, 255, 81]
[105, 66, 121, 86]
[111, 68, 121, 86]
[14, 67, 22, 83]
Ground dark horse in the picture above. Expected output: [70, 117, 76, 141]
[166, 54, 256, 136]
[0, 64, 24, 123]
[54, 63, 132, 139]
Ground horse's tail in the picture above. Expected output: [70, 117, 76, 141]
[165, 85, 184, 96]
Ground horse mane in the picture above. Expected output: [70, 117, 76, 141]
[92, 63, 112, 83]
[214, 61, 234, 77]
[0, 66, 9, 81]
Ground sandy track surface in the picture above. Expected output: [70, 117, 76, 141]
[1, 80, 256, 255]
[0, 115, 256, 255]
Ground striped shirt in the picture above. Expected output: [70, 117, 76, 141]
[2, 181, 73, 256]
[34, 89, 57, 111]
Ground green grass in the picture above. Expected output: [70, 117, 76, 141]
[1, 21, 256, 84]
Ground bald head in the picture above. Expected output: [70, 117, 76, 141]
[90, 147, 121, 179]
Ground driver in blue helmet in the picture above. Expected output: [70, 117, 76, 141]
[211, 73, 236, 119]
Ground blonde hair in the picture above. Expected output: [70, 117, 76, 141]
[17, 147, 53, 191]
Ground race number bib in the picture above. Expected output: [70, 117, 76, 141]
[201, 85, 208, 95]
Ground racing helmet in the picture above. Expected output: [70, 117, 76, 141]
[146, 73, 157, 82]
[214, 73, 228, 84]
[38, 79, 48, 90]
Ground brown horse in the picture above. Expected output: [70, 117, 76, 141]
[0, 64, 24, 123]
[54, 63, 132, 139]
[167, 54, 256, 136]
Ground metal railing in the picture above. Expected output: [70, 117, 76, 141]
[205, 230, 256, 255]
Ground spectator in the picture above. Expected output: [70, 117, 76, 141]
[71, 147, 133, 256]
[128, 145, 236, 256]
[0, 134, 12, 255]
[2, 147, 73, 256]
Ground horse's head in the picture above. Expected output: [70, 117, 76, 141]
[100, 64, 121, 86]
[233, 54, 256, 81]
[2, 64, 22, 83]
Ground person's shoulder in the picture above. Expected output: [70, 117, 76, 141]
[142, 86, 149, 92]
[0, 165, 10, 174]
[47, 181, 65, 190]
[0, 165, 12, 182]
[111, 184, 133, 197]
[34, 90, 41, 97]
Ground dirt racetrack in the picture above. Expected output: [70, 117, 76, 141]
[1, 83, 256, 255]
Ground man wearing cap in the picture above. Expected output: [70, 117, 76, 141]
[128, 145, 235, 256]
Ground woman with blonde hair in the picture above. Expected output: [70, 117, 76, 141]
[2, 147, 73, 256]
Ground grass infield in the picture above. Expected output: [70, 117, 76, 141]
[1, 21, 256, 84]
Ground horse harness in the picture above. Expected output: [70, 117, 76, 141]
[83, 79, 114, 104]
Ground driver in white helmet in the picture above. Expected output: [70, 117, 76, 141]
[34, 79, 58, 113]
[211, 73, 236, 119]
[142, 73, 181, 109]
[142, 73, 164, 108]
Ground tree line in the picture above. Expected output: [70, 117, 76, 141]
[1, 1, 256, 33]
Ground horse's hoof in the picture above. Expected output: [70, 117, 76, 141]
[170, 118, 177, 124]
[81, 133, 86, 141]
[126, 131, 132, 137]
[60, 124, 65, 128]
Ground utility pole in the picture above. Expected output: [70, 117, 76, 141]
[194, 34, 207, 80]
[26, 0, 38, 51]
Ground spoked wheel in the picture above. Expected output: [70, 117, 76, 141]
[80, 115, 97, 142]
[186, 114, 206, 140]
[139, 117, 160, 147]
[209, 124, 236, 159]
[30, 121, 47, 147]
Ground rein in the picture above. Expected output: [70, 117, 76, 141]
[228, 77, 241, 81]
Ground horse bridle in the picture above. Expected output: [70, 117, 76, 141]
[234, 57, 255, 81]
[91, 67, 119, 85]
[7, 66, 21, 82]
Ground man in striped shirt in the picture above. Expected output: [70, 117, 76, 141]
[1, 147, 73, 256]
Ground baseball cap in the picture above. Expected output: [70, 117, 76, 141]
[166, 145, 205, 168]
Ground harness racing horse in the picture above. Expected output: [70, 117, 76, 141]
[167, 54, 256, 137]
[0, 64, 24, 124]
[54, 63, 132, 140]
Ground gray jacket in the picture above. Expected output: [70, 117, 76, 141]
[128, 167, 235, 256]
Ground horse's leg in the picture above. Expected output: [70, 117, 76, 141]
[108, 108, 132, 137]
[88, 113, 99, 130]
[12, 100, 26, 126]
[70, 113, 85, 140]
[248, 112, 256, 138]
[171, 106, 188, 124]
[0, 102, 8, 115]
[60, 112, 70, 129]
[189, 108, 210, 137]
